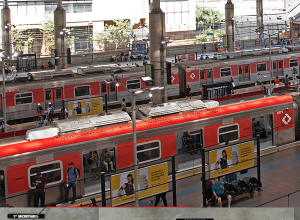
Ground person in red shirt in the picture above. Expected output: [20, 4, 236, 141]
[274, 76, 280, 86]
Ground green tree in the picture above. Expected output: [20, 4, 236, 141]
[40, 11, 78, 55]
[40, 11, 54, 55]
[97, 19, 133, 51]
[11, 27, 34, 53]
[195, 6, 222, 29]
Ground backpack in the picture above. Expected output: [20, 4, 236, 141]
[67, 167, 80, 177]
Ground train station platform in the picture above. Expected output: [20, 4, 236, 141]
[56, 141, 300, 208]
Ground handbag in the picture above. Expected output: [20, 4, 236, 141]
[88, 164, 92, 173]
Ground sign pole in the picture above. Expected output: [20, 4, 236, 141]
[201, 148, 206, 207]
[171, 155, 177, 206]
[101, 172, 106, 206]
[256, 134, 261, 190]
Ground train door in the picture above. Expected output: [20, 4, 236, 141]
[273, 60, 283, 77]
[45, 88, 63, 111]
[238, 64, 250, 82]
[0, 170, 5, 205]
[177, 129, 203, 171]
[200, 69, 212, 84]
[252, 114, 273, 148]
[82, 148, 116, 196]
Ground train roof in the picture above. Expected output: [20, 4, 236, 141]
[0, 94, 293, 159]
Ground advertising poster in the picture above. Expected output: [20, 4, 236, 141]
[111, 162, 168, 206]
[132, 43, 147, 53]
[209, 141, 254, 178]
[176, 53, 196, 62]
[67, 97, 103, 119]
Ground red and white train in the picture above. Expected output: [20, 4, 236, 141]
[0, 51, 300, 122]
[0, 90, 299, 207]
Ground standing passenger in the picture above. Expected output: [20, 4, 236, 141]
[27, 59, 31, 71]
[186, 84, 192, 99]
[121, 98, 127, 112]
[32, 172, 47, 207]
[63, 162, 79, 204]
[230, 77, 234, 94]
[293, 66, 298, 84]
[47, 102, 54, 123]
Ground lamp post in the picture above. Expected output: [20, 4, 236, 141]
[109, 74, 163, 206]
[263, 31, 280, 95]
[213, 15, 218, 52]
[88, 22, 93, 65]
[0, 50, 7, 132]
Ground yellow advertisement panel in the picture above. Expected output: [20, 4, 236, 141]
[68, 97, 102, 119]
[209, 141, 254, 178]
[111, 163, 168, 206]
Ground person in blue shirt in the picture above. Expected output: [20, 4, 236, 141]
[212, 177, 231, 207]
[63, 162, 79, 204]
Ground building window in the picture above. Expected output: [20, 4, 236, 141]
[75, 85, 90, 97]
[218, 124, 239, 144]
[29, 161, 62, 189]
[15, 92, 33, 105]
[290, 59, 298, 67]
[127, 79, 141, 89]
[220, 68, 231, 77]
[137, 141, 161, 163]
[257, 63, 266, 72]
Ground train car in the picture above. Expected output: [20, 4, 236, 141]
[1, 51, 300, 122]
[0, 92, 298, 207]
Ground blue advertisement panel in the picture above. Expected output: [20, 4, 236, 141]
[132, 43, 147, 53]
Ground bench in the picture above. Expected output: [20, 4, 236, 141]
[41, 64, 55, 69]
[205, 176, 261, 207]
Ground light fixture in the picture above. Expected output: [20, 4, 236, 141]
[149, 93, 153, 97]
[60, 31, 63, 35]
[13, 52, 18, 57]
[134, 90, 144, 95]
[116, 82, 119, 87]
[161, 41, 166, 45]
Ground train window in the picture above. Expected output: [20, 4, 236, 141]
[273, 61, 277, 70]
[45, 90, 52, 101]
[137, 141, 161, 163]
[279, 60, 282, 69]
[127, 79, 141, 89]
[218, 124, 239, 144]
[15, 92, 33, 105]
[101, 83, 107, 93]
[207, 70, 212, 78]
[56, 88, 62, 100]
[110, 82, 116, 92]
[75, 85, 90, 97]
[289, 59, 298, 67]
[238, 66, 242, 75]
[28, 161, 62, 189]
[220, 68, 231, 77]
[257, 63, 266, 72]
[200, 70, 205, 79]
[245, 65, 249, 74]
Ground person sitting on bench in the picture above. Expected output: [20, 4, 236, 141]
[48, 60, 54, 69]
[212, 177, 231, 208]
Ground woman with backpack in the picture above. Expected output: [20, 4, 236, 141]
[90, 151, 100, 181]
